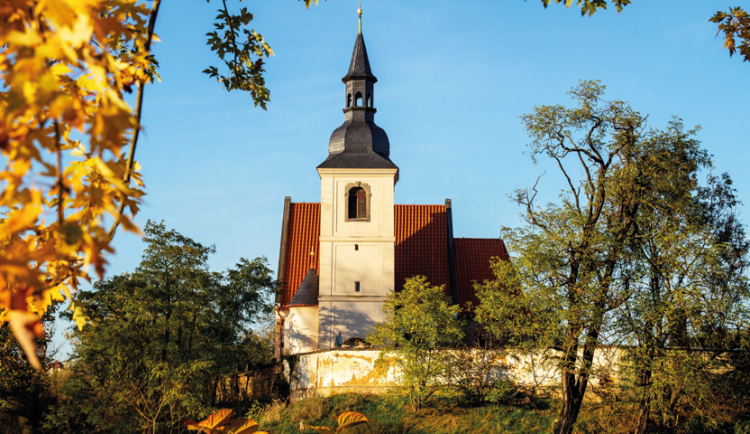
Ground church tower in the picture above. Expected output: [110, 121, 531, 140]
[316, 5, 398, 350]
[275, 6, 509, 359]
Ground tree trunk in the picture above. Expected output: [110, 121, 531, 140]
[635, 341, 653, 434]
[556, 308, 603, 434]
[557, 369, 585, 434]
[635, 388, 651, 434]
[635, 316, 655, 434]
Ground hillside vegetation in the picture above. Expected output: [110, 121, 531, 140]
[249, 392, 744, 434]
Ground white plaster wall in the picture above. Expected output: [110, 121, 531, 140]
[287, 306, 319, 354]
[286, 348, 624, 401]
[316, 168, 397, 351]
[333, 243, 380, 295]
[317, 302, 386, 350]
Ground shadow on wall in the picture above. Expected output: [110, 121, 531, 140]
[287, 307, 318, 354]
[318, 305, 377, 351]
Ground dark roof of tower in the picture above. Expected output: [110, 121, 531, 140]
[321, 111, 395, 170]
[288, 268, 319, 307]
[319, 31, 396, 172]
[342, 33, 377, 83]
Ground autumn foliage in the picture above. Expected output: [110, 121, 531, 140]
[185, 409, 266, 434]
[0, 0, 159, 368]
[308, 411, 369, 434]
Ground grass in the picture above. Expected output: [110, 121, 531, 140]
[246, 392, 746, 434]
[253, 392, 557, 434]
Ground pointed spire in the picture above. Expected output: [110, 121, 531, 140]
[343, 3, 376, 84]
[319, 3, 397, 173]
[308, 250, 316, 270]
[288, 263, 319, 308]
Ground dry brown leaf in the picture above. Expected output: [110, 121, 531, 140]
[337, 411, 368, 431]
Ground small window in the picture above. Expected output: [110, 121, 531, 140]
[366, 93, 372, 108]
[355, 244, 359, 251]
[347, 93, 352, 108]
[355, 281, 360, 292]
[348, 187, 367, 219]
[354, 92, 362, 107]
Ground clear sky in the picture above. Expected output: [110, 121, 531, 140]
[53, 0, 750, 358]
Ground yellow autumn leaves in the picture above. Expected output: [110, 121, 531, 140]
[0, 0, 155, 367]
[185, 409, 369, 434]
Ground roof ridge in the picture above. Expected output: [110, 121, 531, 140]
[454, 237, 501, 240]
[395, 204, 446, 207]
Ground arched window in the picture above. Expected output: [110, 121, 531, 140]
[348, 186, 367, 219]
[347, 93, 352, 108]
[366, 93, 372, 108]
[354, 92, 362, 107]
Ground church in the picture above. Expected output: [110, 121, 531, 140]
[274, 8, 508, 359]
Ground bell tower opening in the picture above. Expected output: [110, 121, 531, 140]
[347, 186, 367, 219]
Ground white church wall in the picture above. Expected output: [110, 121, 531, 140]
[287, 306, 319, 355]
[316, 168, 397, 352]
[318, 169, 397, 238]
[332, 243, 380, 294]
[317, 302, 387, 350]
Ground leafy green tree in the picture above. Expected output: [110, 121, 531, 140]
[42, 221, 277, 434]
[368, 276, 465, 411]
[475, 80, 713, 434]
[617, 169, 750, 434]
[0, 308, 58, 434]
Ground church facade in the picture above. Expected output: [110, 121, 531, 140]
[274, 15, 508, 359]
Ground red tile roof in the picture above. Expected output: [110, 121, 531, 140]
[279, 203, 320, 308]
[394, 205, 450, 296]
[454, 238, 509, 309]
[279, 203, 508, 309]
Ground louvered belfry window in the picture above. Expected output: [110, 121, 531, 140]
[348, 187, 367, 219]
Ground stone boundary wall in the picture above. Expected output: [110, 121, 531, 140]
[214, 363, 282, 403]
[284, 347, 624, 402]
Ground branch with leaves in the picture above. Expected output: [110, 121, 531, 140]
[0, 0, 155, 369]
[1, 0, 315, 369]
[203, 1, 274, 108]
[710, 7, 750, 62]
[537, 0, 631, 17]
[536, 1, 749, 64]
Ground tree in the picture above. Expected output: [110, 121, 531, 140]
[616, 169, 750, 433]
[475, 80, 714, 434]
[367, 276, 465, 411]
[0, 0, 316, 366]
[536, 1, 750, 62]
[0, 306, 58, 434]
[42, 221, 277, 434]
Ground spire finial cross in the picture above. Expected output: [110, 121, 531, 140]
[358, 1, 362, 34]
[308, 250, 316, 270]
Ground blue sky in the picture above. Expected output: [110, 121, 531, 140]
[53, 0, 749, 358]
